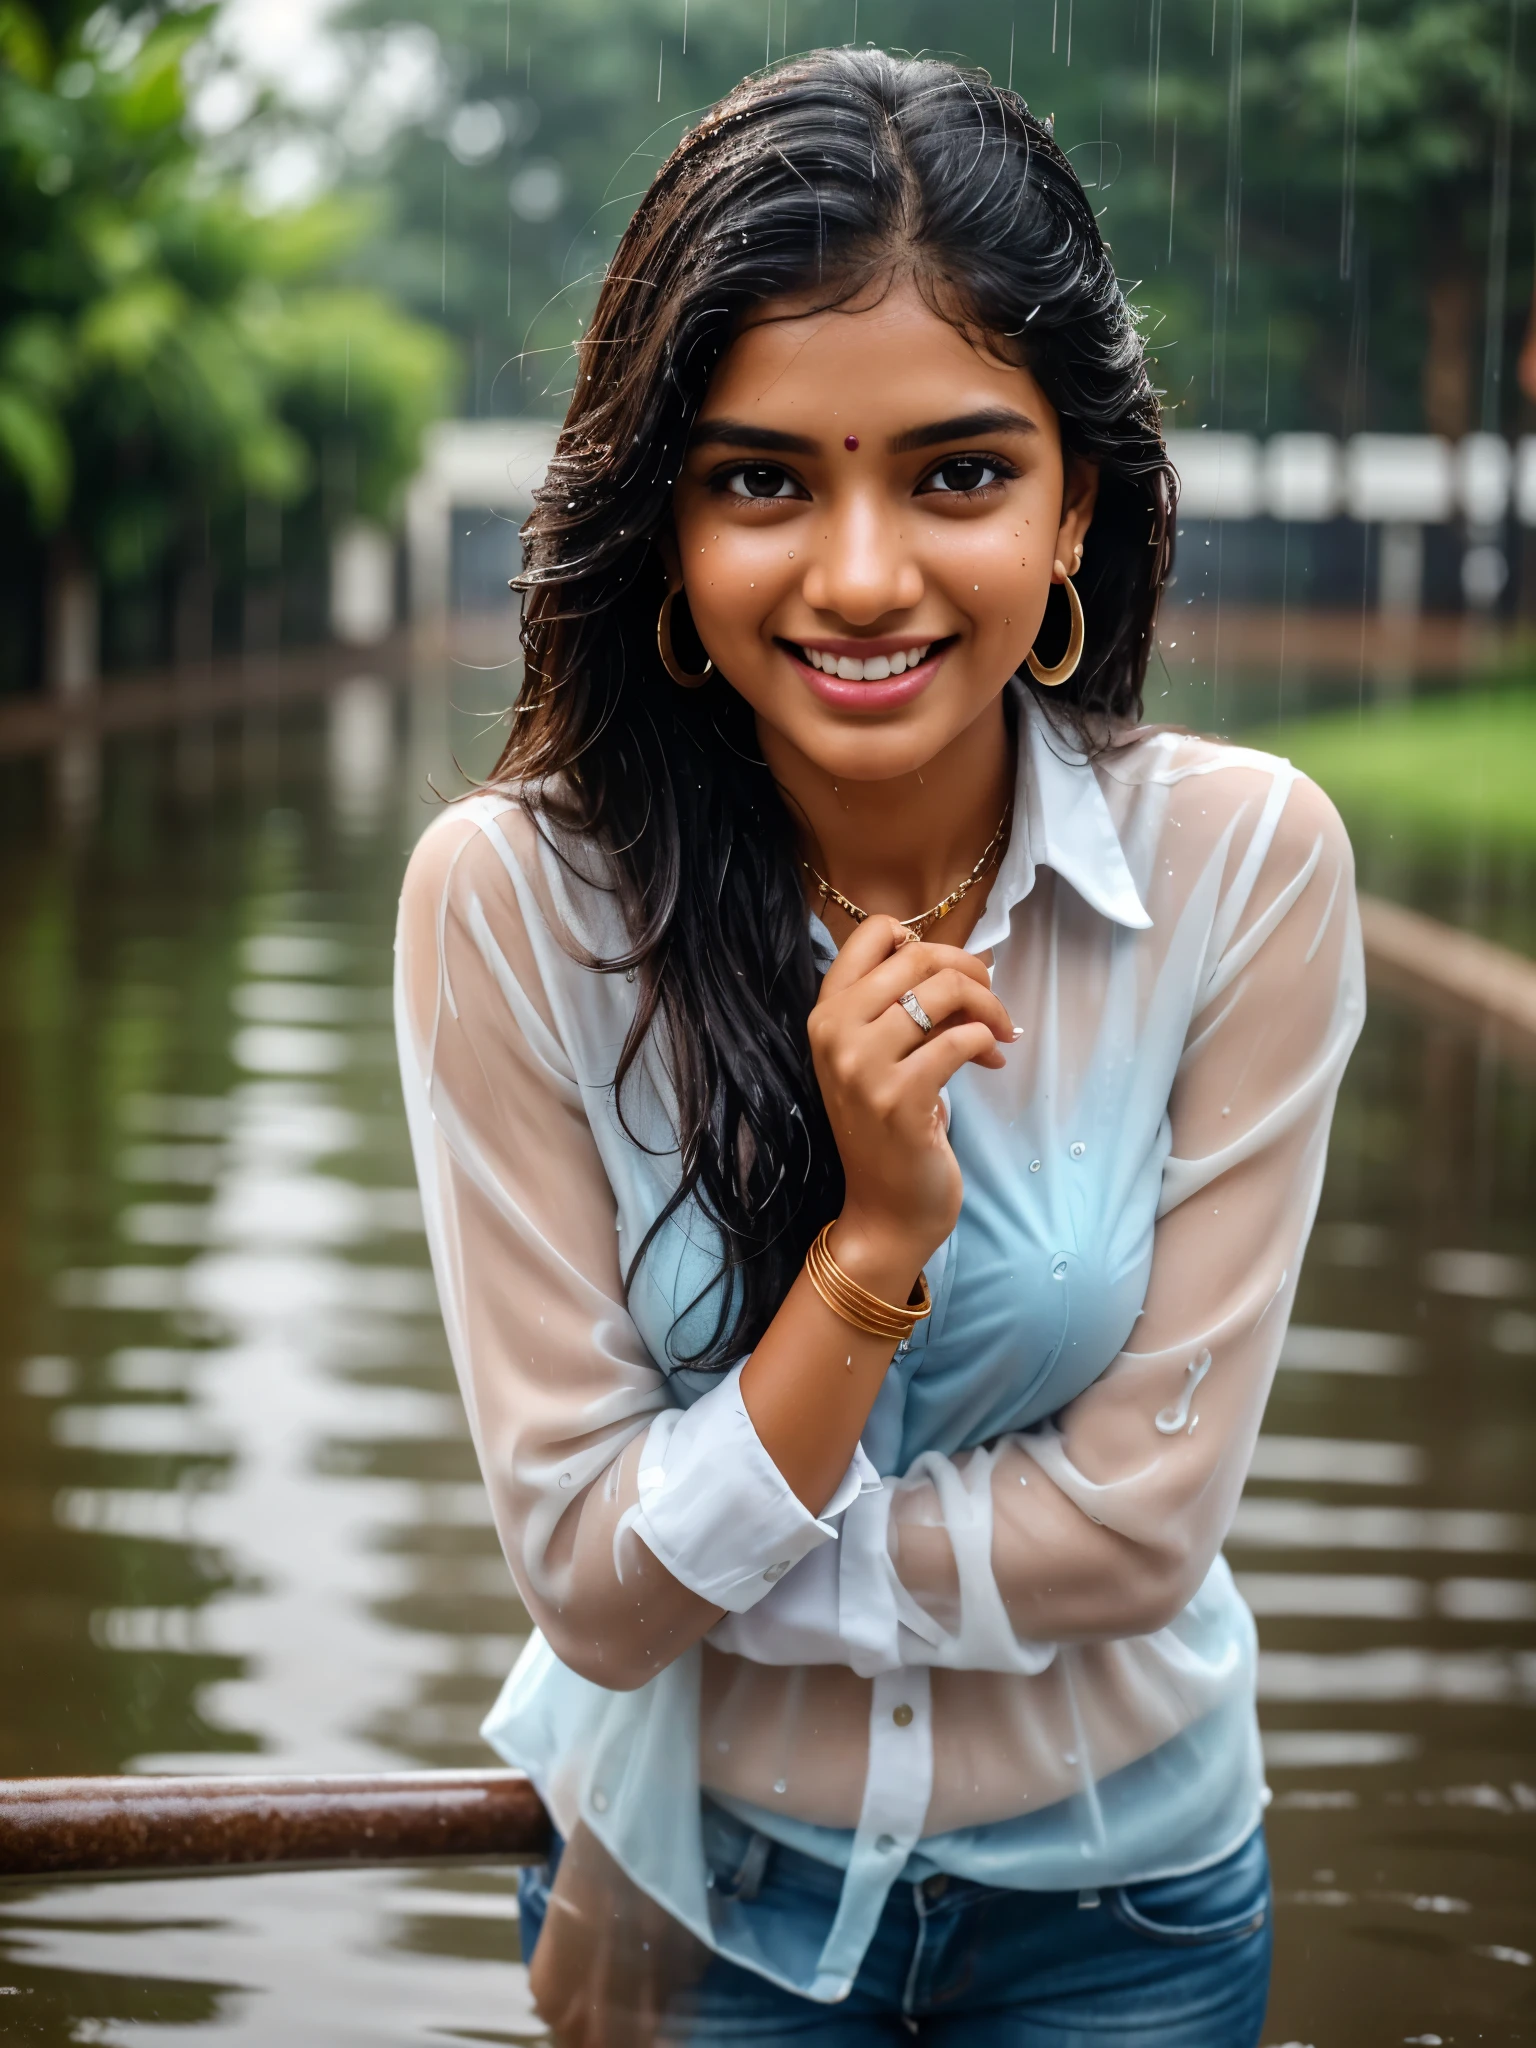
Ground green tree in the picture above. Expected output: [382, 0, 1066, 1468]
[1095, 0, 1535, 438]
[0, 0, 455, 688]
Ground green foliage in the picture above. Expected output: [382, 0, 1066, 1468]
[329, 0, 1531, 435]
[0, 0, 454, 600]
[1278, 685, 1536, 847]
[1094, 0, 1535, 436]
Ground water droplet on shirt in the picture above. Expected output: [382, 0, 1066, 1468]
[1155, 1349, 1212, 1434]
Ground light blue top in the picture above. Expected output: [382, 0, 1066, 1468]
[396, 691, 1365, 2001]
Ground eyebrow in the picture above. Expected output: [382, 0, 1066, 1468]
[688, 418, 818, 454]
[889, 407, 1039, 452]
[688, 406, 1039, 458]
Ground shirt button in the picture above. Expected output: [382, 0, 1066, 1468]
[892, 1703, 914, 1727]
[591, 1790, 608, 1813]
[763, 1560, 791, 1583]
[875, 1834, 898, 1854]
[923, 1873, 949, 1900]
[1070, 1141, 1087, 1159]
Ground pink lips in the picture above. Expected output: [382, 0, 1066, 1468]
[785, 642, 950, 712]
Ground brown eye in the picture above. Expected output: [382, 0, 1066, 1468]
[725, 464, 801, 500]
[923, 456, 1006, 495]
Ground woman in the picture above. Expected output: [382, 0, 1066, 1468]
[396, 47, 1363, 2046]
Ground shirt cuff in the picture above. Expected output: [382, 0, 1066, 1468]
[625, 1361, 881, 1613]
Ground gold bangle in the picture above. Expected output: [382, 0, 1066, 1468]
[804, 1222, 932, 1342]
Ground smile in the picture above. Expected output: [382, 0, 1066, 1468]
[798, 642, 931, 681]
[777, 635, 957, 712]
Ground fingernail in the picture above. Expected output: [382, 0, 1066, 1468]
[1011, 1027, 1025, 1040]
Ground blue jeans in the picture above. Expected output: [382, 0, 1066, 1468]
[518, 1803, 1272, 2045]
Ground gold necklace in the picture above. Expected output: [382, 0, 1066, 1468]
[803, 802, 1012, 941]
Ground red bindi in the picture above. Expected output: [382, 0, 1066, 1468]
[843, 434, 859, 451]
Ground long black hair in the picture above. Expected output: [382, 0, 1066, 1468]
[494, 47, 1176, 1370]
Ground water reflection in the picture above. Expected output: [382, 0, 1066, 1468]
[0, 661, 1532, 2046]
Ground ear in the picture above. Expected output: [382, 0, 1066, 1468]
[1053, 454, 1100, 581]
[655, 523, 682, 591]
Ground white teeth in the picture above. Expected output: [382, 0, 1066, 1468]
[803, 644, 931, 681]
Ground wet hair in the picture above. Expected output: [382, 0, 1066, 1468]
[493, 46, 1175, 1370]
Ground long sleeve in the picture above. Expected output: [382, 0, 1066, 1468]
[395, 800, 870, 1693]
[712, 762, 1365, 1677]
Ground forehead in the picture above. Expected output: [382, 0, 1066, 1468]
[701, 276, 1053, 434]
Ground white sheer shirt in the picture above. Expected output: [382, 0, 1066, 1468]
[394, 692, 1364, 1997]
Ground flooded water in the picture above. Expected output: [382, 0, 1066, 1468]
[1, 658, 1533, 2046]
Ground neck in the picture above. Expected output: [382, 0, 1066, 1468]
[762, 692, 1016, 942]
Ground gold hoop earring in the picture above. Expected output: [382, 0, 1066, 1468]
[1026, 568, 1085, 688]
[657, 586, 713, 689]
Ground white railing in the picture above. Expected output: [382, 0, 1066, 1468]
[1164, 430, 1535, 526]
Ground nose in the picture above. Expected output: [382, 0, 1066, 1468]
[799, 488, 924, 625]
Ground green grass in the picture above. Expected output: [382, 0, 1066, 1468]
[1266, 688, 1536, 848]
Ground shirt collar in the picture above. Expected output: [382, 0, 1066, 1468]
[966, 688, 1152, 954]
[809, 686, 1152, 968]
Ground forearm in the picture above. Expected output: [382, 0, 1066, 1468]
[739, 1212, 928, 1516]
[742, 914, 1013, 1516]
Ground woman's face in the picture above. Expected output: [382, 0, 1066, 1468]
[669, 274, 1098, 785]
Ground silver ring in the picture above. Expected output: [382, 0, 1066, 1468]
[899, 989, 934, 1036]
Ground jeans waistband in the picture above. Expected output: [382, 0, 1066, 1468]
[701, 1796, 849, 1905]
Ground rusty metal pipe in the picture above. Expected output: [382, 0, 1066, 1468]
[0, 1770, 551, 1880]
